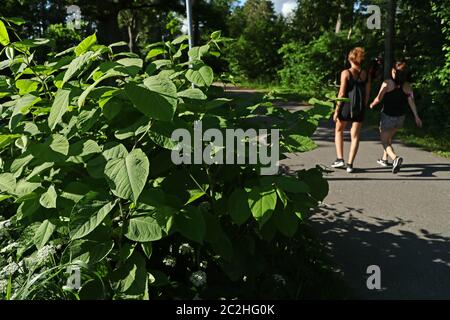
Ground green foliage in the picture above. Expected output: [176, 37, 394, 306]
[226, 0, 284, 82]
[0, 20, 331, 299]
[45, 24, 84, 53]
[278, 32, 353, 95]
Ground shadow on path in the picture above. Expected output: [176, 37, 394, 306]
[312, 203, 450, 299]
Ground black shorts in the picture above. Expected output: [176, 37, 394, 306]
[338, 103, 366, 122]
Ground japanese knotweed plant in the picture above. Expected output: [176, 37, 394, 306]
[0, 17, 332, 299]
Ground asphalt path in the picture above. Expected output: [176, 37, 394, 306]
[283, 120, 450, 299]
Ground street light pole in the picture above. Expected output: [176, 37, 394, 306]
[186, 0, 194, 52]
[186, 0, 194, 87]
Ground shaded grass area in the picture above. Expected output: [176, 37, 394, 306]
[397, 127, 450, 159]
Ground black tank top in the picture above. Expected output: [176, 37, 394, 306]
[382, 86, 409, 117]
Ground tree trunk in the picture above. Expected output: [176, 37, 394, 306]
[335, 12, 342, 33]
[97, 11, 125, 45]
[128, 24, 134, 53]
[384, 0, 397, 79]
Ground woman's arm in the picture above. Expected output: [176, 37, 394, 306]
[370, 81, 389, 109]
[404, 83, 422, 128]
[333, 70, 349, 122]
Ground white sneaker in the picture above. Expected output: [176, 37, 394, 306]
[331, 159, 345, 168]
[377, 159, 390, 167]
[346, 164, 354, 173]
[392, 157, 403, 174]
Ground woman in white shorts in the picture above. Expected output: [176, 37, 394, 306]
[369, 62, 422, 174]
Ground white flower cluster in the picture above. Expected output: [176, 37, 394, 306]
[190, 270, 207, 287]
[0, 279, 7, 292]
[199, 260, 208, 269]
[24, 245, 55, 266]
[0, 242, 19, 254]
[162, 255, 176, 267]
[0, 219, 11, 229]
[178, 243, 194, 255]
[273, 274, 287, 286]
[0, 261, 22, 279]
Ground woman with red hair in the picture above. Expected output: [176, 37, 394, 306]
[332, 47, 372, 173]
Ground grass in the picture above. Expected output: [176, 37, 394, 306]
[397, 128, 450, 159]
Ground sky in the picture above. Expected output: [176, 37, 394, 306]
[182, 0, 297, 33]
[238, 0, 298, 17]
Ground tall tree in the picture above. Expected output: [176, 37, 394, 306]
[289, 0, 355, 43]
[227, 0, 285, 81]
[384, 0, 396, 78]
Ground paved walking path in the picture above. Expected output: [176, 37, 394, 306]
[283, 120, 450, 299]
[223, 86, 450, 299]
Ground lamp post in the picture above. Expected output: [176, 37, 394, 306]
[185, 0, 194, 88]
[185, 0, 194, 52]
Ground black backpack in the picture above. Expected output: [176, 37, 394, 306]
[347, 70, 366, 119]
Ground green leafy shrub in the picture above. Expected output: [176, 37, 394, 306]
[0, 17, 332, 300]
[278, 32, 349, 96]
[278, 31, 382, 97]
[225, 0, 284, 83]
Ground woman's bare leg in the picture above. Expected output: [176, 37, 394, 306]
[381, 129, 397, 160]
[348, 122, 362, 165]
[382, 128, 397, 160]
[335, 119, 347, 160]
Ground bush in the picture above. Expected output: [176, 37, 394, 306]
[0, 17, 333, 299]
[278, 31, 383, 97]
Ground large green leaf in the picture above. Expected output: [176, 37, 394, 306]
[48, 89, 71, 131]
[228, 188, 252, 226]
[174, 206, 206, 244]
[112, 252, 148, 299]
[104, 148, 149, 202]
[0, 134, 21, 151]
[62, 51, 94, 85]
[14, 180, 40, 198]
[124, 76, 177, 121]
[33, 219, 56, 249]
[48, 134, 69, 156]
[185, 64, 213, 87]
[177, 88, 207, 100]
[298, 168, 329, 202]
[69, 200, 117, 240]
[0, 20, 10, 46]
[125, 215, 163, 242]
[283, 134, 317, 153]
[75, 33, 97, 56]
[86, 142, 128, 179]
[62, 239, 114, 265]
[188, 45, 210, 61]
[274, 210, 298, 237]
[10, 153, 33, 176]
[274, 176, 310, 194]
[15, 79, 39, 95]
[39, 185, 57, 209]
[247, 185, 277, 227]
[4, 17, 26, 26]
[204, 211, 233, 262]
[0, 173, 16, 194]
[67, 139, 101, 163]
